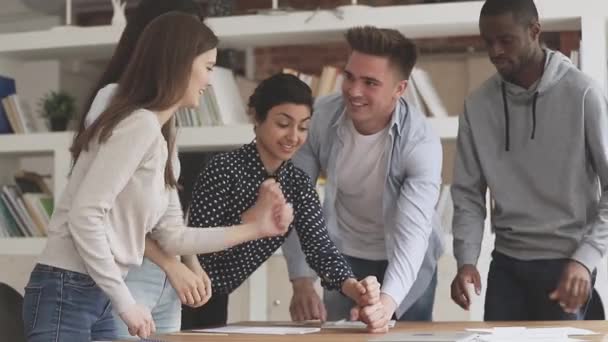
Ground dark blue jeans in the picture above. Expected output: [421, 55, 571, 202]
[484, 251, 594, 321]
[323, 254, 437, 321]
[22, 264, 116, 342]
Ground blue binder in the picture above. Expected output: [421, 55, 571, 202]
[0, 76, 16, 134]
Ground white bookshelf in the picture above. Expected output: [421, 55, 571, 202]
[0, 131, 72, 154]
[0, 126, 256, 154]
[0, 119, 459, 155]
[429, 117, 458, 140]
[0, 126, 255, 201]
[0, 25, 123, 60]
[0, 1, 592, 55]
[0, 0, 606, 321]
[0, 237, 46, 255]
[177, 125, 255, 151]
[209, 0, 583, 47]
[0, 0, 602, 98]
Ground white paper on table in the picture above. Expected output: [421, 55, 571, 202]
[192, 326, 320, 335]
[466, 326, 598, 337]
[466, 327, 526, 335]
[528, 327, 598, 336]
[478, 338, 584, 342]
[368, 331, 480, 342]
[323, 319, 396, 329]
[465, 326, 593, 342]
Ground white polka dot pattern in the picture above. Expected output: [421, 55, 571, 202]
[188, 143, 354, 294]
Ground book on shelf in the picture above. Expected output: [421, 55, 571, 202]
[176, 67, 251, 128]
[0, 80, 48, 134]
[280, 65, 447, 117]
[235, 75, 258, 106]
[0, 198, 20, 238]
[0, 75, 16, 134]
[2, 94, 47, 134]
[1, 185, 40, 237]
[569, 49, 580, 69]
[281, 65, 343, 99]
[316, 66, 340, 97]
[0, 171, 53, 238]
[15, 170, 52, 196]
[409, 67, 449, 118]
[403, 72, 426, 116]
[208, 66, 250, 125]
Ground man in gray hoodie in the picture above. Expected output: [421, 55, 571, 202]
[451, 0, 608, 321]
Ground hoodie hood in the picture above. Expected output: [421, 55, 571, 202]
[500, 49, 575, 150]
[84, 83, 118, 128]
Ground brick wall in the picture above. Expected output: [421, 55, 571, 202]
[252, 32, 578, 80]
[254, 43, 349, 80]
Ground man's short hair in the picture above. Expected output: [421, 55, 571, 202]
[480, 0, 539, 26]
[345, 26, 417, 80]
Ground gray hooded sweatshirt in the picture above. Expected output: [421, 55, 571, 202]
[452, 49, 608, 272]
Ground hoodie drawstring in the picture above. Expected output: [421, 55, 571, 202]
[531, 91, 538, 139]
[501, 82, 539, 151]
[501, 83, 510, 151]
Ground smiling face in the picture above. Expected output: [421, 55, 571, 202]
[255, 102, 311, 166]
[480, 12, 540, 82]
[181, 48, 217, 108]
[341, 51, 406, 133]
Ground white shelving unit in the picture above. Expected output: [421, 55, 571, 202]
[0, 0, 606, 322]
[0, 237, 46, 255]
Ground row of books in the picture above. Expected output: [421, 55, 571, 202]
[283, 66, 344, 99]
[0, 171, 53, 238]
[283, 65, 450, 118]
[0, 76, 47, 134]
[404, 67, 449, 118]
[175, 67, 251, 128]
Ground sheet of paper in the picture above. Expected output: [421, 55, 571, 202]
[368, 331, 479, 342]
[478, 338, 583, 342]
[464, 326, 594, 342]
[466, 326, 598, 337]
[323, 319, 396, 329]
[527, 327, 598, 336]
[192, 325, 320, 335]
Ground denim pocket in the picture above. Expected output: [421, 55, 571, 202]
[22, 285, 42, 331]
[63, 271, 96, 288]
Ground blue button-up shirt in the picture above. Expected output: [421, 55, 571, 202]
[283, 93, 444, 316]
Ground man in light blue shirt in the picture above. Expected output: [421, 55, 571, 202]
[282, 26, 443, 329]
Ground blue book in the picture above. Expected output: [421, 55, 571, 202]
[0, 76, 16, 134]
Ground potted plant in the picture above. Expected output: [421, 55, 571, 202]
[39, 91, 76, 131]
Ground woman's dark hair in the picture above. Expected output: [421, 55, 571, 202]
[248, 73, 313, 123]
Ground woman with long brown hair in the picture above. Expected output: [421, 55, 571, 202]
[22, 13, 292, 341]
[78, 1, 217, 339]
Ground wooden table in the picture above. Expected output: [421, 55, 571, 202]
[125, 321, 608, 341]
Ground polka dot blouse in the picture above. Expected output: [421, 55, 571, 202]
[188, 142, 355, 295]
